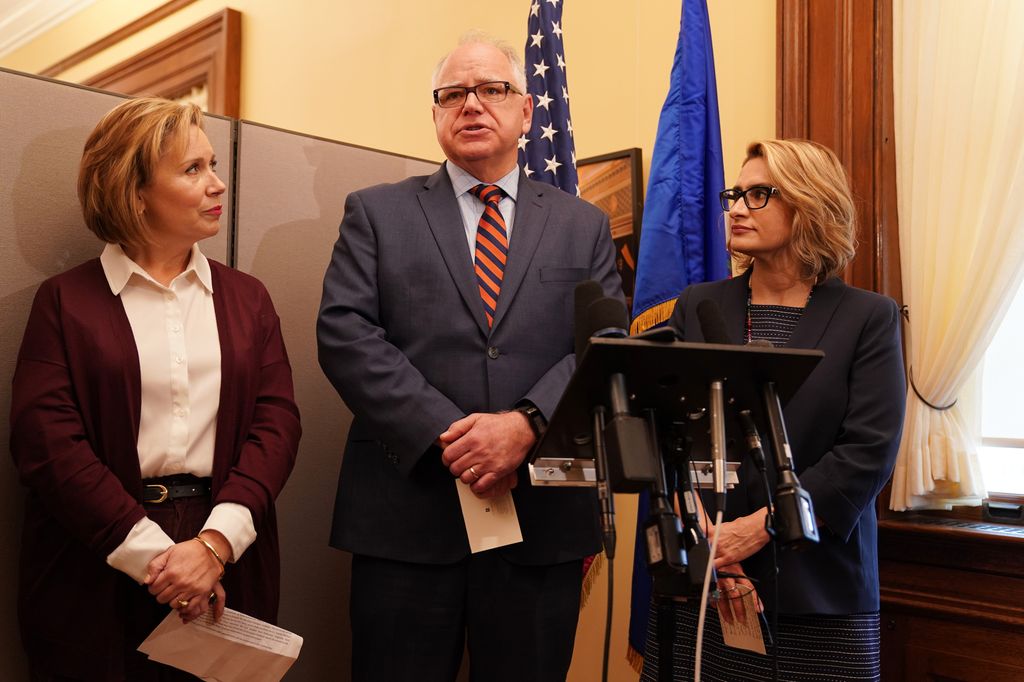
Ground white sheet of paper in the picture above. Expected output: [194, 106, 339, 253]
[138, 608, 302, 682]
[455, 479, 523, 552]
[718, 591, 767, 655]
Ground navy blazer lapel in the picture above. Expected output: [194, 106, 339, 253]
[788, 276, 846, 349]
[418, 166, 489, 336]
[716, 269, 750, 343]
[491, 171, 548, 331]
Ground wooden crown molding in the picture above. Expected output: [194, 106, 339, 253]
[79, 9, 241, 118]
[40, 0, 199, 78]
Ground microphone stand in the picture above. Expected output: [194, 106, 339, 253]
[590, 405, 614, 682]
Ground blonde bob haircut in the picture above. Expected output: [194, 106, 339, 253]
[77, 97, 204, 248]
[733, 139, 857, 282]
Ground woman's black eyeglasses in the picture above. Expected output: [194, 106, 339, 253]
[719, 185, 779, 211]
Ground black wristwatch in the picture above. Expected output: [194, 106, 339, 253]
[515, 403, 547, 439]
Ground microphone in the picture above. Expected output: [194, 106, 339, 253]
[573, 286, 632, 558]
[695, 299, 730, 512]
[585, 296, 630, 340]
[574, 280, 605, 358]
[761, 383, 820, 549]
[738, 409, 767, 473]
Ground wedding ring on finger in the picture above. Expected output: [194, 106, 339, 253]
[468, 466, 481, 480]
[176, 599, 190, 608]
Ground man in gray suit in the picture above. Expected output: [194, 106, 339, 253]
[318, 33, 621, 681]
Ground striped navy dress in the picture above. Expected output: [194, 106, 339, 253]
[641, 300, 882, 682]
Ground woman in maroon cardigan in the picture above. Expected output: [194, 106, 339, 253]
[10, 98, 301, 681]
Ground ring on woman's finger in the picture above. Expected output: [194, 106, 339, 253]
[468, 466, 481, 480]
[176, 598, 190, 608]
[208, 592, 217, 604]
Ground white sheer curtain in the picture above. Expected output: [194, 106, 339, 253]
[890, 0, 1024, 510]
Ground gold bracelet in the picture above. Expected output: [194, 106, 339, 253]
[194, 534, 226, 577]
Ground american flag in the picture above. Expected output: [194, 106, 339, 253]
[519, 0, 578, 196]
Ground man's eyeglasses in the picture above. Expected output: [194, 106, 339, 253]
[433, 81, 522, 109]
[719, 185, 780, 211]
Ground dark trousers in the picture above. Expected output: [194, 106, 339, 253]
[32, 496, 209, 682]
[350, 551, 583, 682]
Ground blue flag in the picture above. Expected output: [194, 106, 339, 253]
[627, 0, 729, 669]
[519, 0, 579, 194]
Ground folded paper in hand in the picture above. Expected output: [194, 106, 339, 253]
[139, 608, 302, 681]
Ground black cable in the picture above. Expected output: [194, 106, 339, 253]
[756, 463, 781, 682]
[602, 555, 614, 682]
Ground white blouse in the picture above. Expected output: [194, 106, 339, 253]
[100, 244, 255, 583]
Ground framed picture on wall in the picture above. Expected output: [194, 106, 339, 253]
[577, 148, 644, 311]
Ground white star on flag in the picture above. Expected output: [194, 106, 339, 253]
[566, 119, 574, 137]
[519, 0, 577, 193]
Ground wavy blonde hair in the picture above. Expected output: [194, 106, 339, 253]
[732, 139, 857, 282]
[78, 97, 204, 248]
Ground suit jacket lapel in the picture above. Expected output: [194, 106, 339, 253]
[418, 166, 489, 336]
[788, 276, 846, 349]
[491, 171, 548, 331]
[717, 269, 751, 343]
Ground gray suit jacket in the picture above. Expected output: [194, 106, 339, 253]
[318, 166, 622, 565]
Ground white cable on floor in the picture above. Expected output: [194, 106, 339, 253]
[694, 509, 723, 682]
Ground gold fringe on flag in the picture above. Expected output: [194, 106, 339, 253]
[579, 552, 603, 610]
[626, 643, 645, 675]
[629, 298, 678, 335]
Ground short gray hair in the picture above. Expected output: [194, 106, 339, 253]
[432, 31, 527, 93]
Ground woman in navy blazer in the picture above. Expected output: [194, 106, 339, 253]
[10, 98, 300, 681]
[642, 140, 905, 681]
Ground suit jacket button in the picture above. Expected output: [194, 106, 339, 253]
[487, 346, 500, 359]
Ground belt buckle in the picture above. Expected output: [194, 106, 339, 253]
[146, 483, 169, 503]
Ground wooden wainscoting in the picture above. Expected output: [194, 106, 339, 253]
[878, 517, 1024, 680]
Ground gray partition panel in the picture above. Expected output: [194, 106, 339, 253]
[0, 68, 233, 679]
[233, 120, 438, 680]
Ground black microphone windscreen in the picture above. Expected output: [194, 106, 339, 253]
[587, 297, 630, 339]
[696, 299, 732, 345]
[574, 280, 605, 357]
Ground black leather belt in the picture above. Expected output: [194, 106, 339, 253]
[142, 474, 212, 504]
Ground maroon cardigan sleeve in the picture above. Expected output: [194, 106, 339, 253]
[209, 264, 301, 529]
[9, 268, 147, 558]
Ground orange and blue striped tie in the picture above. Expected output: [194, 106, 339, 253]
[470, 184, 508, 328]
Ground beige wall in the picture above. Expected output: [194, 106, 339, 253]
[1, 0, 773, 182]
[1, 2, 774, 680]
